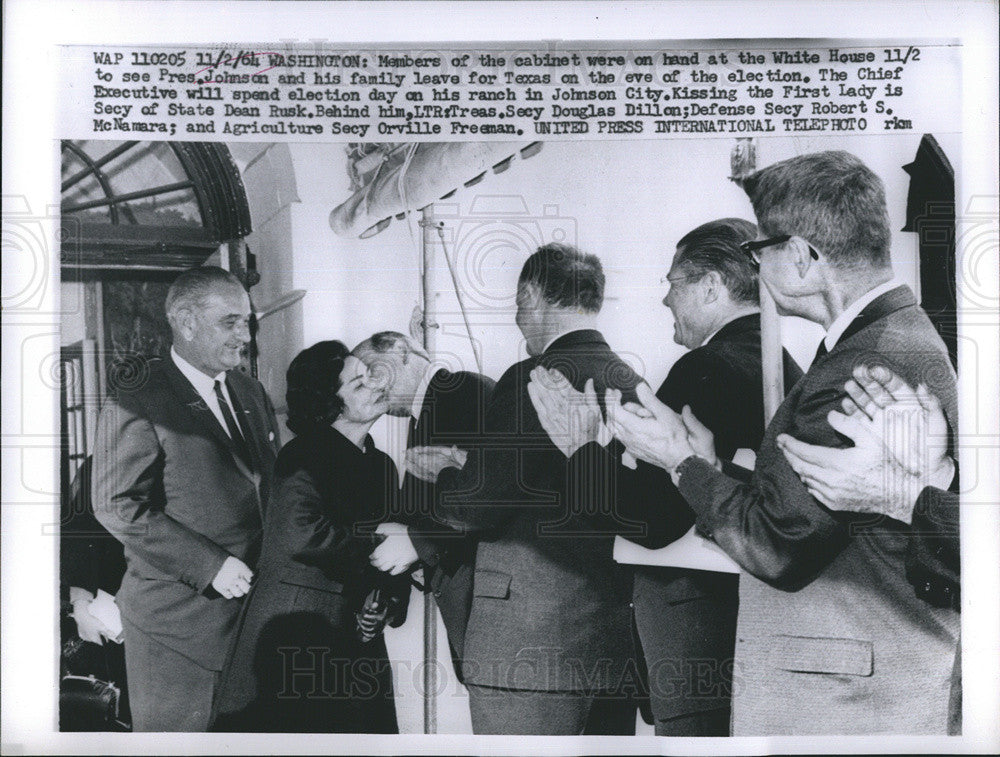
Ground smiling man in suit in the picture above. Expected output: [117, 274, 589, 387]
[527, 219, 804, 736]
[92, 266, 281, 731]
[352, 331, 495, 682]
[603, 151, 960, 735]
[631, 218, 803, 735]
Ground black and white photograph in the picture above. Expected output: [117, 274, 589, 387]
[2, 2, 998, 755]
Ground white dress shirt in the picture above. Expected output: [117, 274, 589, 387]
[541, 327, 593, 355]
[823, 278, 902, 352]
[410, 364, 436, 424]
[171, 347, 241, 439]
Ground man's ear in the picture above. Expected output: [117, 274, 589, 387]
[788, 236, 816, 278]
[174, 308, 196, 341]
[405, 336, 431, 363]
[521, 281, 545, 310]
[701, 270, 721, 305]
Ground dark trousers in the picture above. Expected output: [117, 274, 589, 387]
[632, 567, 738, 737]
[466, 684, 637, 735]
[122, 616, 219, 732]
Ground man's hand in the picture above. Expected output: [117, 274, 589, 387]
[211, 555, 253, 599]
[605, 382, 697, 473]
[405, 445, 468, 483]
[679, 405, 721, 470]
[527, 368, 602, 458]
[370, 522, 419, 575]
[776, 365, 953, 524]
[842, 364, 951, 480]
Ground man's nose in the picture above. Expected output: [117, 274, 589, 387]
[235, 320, 251, 342]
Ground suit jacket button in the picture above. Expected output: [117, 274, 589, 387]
[433, 590, 442, 597]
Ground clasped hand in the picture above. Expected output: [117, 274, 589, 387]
[211, 555, 253, 599]
[776, 364, 953, 524]
[526, 367, 718, 472]
[405, 445, 468, 483]
[605, 382, 718, 475]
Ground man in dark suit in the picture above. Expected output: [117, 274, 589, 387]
[429, 243, 652, 735]
[603, 151, 960, 734]
[579, 218, 803, 735]
[92, 266, 281, 731]
[352, 331, 495, 680]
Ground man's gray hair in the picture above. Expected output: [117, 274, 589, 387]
[165, 265, 244, 324]
[740, 150, 891, 269]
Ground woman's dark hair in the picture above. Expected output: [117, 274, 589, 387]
[285, 340, 350, 435]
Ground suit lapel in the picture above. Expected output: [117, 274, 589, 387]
[162, 358, 257, 484]
[226, 373, 267, 471]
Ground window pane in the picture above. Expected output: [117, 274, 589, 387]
[61, 141, 204, 227]
[63, 173, 111, 223]
[120, 189, 203, 227]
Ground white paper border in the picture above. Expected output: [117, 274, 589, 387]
[3, 1, 997, 754]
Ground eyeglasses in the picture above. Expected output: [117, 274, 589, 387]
[739, 235, 819, 271]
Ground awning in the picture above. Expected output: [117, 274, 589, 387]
[329, 142, 542, 238]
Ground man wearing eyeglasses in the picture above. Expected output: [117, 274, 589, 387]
[527, 219, 804, 735]
[600, 151, 959, 734]
[637, 217, 803, 735]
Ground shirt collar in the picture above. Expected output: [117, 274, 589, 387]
[171, 346, 225, 398]
[823, 278, 901, 351]
[410, 364, 436, 421]
[542, 327, 594, 355]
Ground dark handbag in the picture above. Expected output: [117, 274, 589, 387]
[60, 672, 125, 732]
[60, 633, 130, 731]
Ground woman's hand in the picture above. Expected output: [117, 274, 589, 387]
[69, 588, 111, 645]
[369, 522, 419, 575]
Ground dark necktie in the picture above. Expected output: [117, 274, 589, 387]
[813, 339, 829, 364]
[214, 379, 255, 472]
[406, 414, 419, 448]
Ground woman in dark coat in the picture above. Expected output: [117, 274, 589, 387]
[211, 340, 410, 733]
